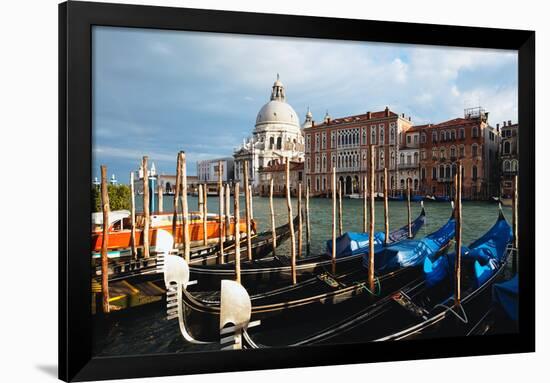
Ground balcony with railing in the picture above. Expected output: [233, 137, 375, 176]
[398, 162, 419, 170]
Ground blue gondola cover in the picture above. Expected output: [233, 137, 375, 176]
[363, 215, 455, 271]
[326, 231, 386, 258]
[492, 275, 518, 322]
[423, 213, 512, 288]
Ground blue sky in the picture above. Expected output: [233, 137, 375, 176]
[92, 26, 517, 182]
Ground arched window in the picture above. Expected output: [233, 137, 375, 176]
[414, 152, 419, 164]
[472, 144, 478, 157]
[504, 141, 511, 154]
[270, 136, 275, 149]
[276, 136, 282, 150]
[452, 163, 457, 176]
[371, 127, 376, 144]
[432, 131, 438, 143]
[451, 130, 456, 140]
[472, 126, 479, 138]
[380, 128, 385, 145]
[512, 160, 518, 172]
[432, 167, 437, 180]
[400, 179, 405, 189]
[445, 165, 451, 179]
[432, 148, 437, 159]
[439, 165, 445, 179]
[450, 146, 456, 158]
[504, 160, 511, 172]
[459, 145, 465, 158]
[400, 153, 405, 164]
[420, 133, 426, 143]
[472, 165, 478, 180]
[441, 131, 446, 141]
[440, 147, 446, 159]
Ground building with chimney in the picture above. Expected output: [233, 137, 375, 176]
[418, 107, 500, 199]
[257, 160, 304, 197]
[303, 107, 414, 196]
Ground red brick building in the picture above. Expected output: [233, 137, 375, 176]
[257, 160, 304, 197]
[418, 107, 500, 199]
[304, 107, 414, 196]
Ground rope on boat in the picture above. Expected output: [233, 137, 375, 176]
[434, 300, 469, 324]
[355, 276, 382, 297]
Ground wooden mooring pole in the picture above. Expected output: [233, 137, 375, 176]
[244, 161, 253, 261]
[305, 183, 311, 254]
[407, 178, 412, 238]
[368, 146, 375, 292]
[234, 182, 241, 284]
[286, 159, 297, 284]
[130, 171, 137, 258]
[157, 182, 163, 213]
[298, 182, 303, 258]
[363, 175, 367, 233]
[512, 174, 518, 272]
[269, 178, 277, 255]
[338, 180, 343, 236]
[100, 165, 110, 313]
[249, 185, 254, 219]
[142, 156, 150, 258]
[225, 184, 231, 239]
[384, 168, 389, 245]
[202, 183, 208, 246]
[172, 153, 182, 246]
[181, 152, 190, 262]
[331, 167, 337, 274]
[198, 184, 203, 217]
[218, 161, 225, 263]
[454, 163, 463, 306]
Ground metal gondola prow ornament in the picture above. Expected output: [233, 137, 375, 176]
[219, 280, 260, 350]
[163, 254, 209, 344]
[155, 229, 175, 274]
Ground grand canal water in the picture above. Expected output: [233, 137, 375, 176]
[93, 196, 513, 356]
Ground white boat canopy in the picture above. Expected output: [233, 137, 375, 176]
[91, 210, 131, 226]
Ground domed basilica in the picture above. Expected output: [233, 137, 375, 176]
[234, 75, 306, 187]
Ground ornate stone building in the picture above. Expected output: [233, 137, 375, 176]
[303, 107, 414, 196]
[233, 75, 304, 190]
[498, 120, 518, 197]
[397, 126, 421, 193]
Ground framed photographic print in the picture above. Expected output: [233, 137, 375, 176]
[59, 1, 535, 381]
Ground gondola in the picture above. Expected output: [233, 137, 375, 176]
[95, 214, 299, 282]
[189, 207, 426, 288]
[163, 208, 455, 343]
[234, 208, 511, 348]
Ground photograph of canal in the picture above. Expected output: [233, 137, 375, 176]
[90, 26, 519, 356]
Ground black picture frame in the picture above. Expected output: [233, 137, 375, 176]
[59, 1, 535, 381]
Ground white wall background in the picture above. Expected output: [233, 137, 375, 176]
[0, 0, 546, 382]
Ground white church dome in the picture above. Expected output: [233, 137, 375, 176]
[256, 100, 300, 126]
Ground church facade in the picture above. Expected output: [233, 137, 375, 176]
[233, 75, 305, 190]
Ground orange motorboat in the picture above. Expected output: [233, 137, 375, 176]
[91, 210, 256, 252]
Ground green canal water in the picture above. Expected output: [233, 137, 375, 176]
[94, 197, 513, 356]
[139, 195, 511, 254]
